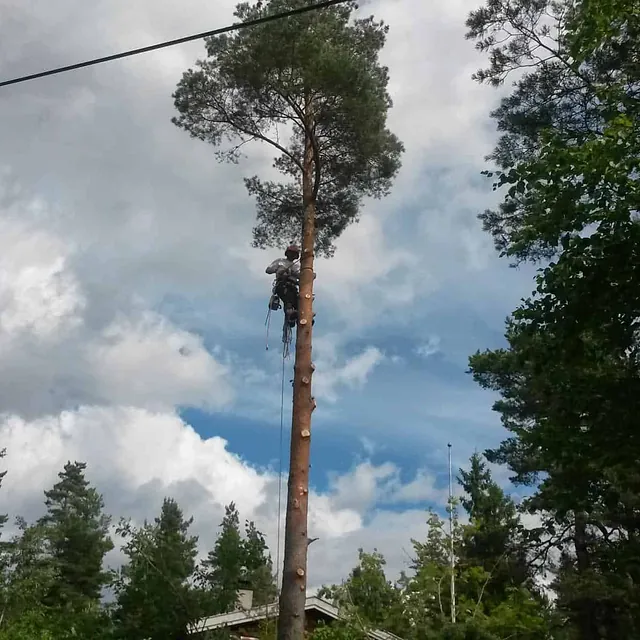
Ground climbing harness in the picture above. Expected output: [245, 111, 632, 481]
[265, 258, 300, 358]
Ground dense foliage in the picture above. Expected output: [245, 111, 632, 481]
[0, 453, 560, 639]
[172, 0, 404, 256]
[0, 460, 276, 639]
[466, 0, 640, 637]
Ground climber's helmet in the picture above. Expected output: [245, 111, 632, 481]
[285, 244, 300, 260]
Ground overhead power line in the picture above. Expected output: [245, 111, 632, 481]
[0, 0, 350, 89]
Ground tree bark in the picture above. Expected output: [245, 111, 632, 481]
[574, 510, 598, 640]
[277, 98, 316, 640]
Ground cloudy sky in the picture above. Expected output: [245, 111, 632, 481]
[0, 0, 537, 590]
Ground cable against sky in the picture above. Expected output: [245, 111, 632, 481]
[0, 0, 351, 89]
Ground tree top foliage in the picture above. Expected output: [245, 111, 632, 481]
[172, 0, 404, 256]
[465, 0, 639, 264]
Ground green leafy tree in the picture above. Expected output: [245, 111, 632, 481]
[465, 0, 639, 264]
[172, 0, 404, 256]
[400, 510, 460, 638]
[318, 549, 404, 635]
[457, 455, 551, 638]
[466, 0, 640, 636]
[113, 497, 201, 640]
[0, 520, 112, 639]
[399, 498, 549, 640]
[310, 620, 367, 640]
[0, 520, 58, 638]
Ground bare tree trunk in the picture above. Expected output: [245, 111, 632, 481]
[277, 99, 316, 640]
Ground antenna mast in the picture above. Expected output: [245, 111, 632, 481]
[448, 442, 456, 624]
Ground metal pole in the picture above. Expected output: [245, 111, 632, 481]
[448, 443, 456, 624]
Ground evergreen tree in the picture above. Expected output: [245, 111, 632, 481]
[1, 521, 112, 638]
[199, 503, 276, 614]
[173, 6, 403, 637]
[457, 454, 531, 607]
[200, 502, 245, 614]
[113, 497, 201, 640]
[38, 461, 113, 610]
[243, 519, 277, 606]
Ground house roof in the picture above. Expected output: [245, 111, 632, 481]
[188, 596, 404, 640]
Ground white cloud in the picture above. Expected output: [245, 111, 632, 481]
[87, 312, 233, 411]
[390, 469, 449, 506]
[0, 211, 232, 419]
[0, 407, 435, 589]
[416, 335, 442, 358]
[360, 436, 380, 457]
[0, 217, 85, 339]
[315, 214, 422, 320]
[313, 338, 386, 403]
[327, 461, 449, 515]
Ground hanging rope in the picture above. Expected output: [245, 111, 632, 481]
[283, 321, 293, 359]
[275, 346, 286, 593]
[265, 307, 273, 351]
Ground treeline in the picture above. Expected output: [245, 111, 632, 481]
[0, 453, 276, 639]
[318, 453, 556, 640]
[0, 449, 567, 640]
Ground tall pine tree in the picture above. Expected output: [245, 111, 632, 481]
[200, 503, 276, 614]
[38, 461, 113, 610]
[243, 519, 277, 607]
[200, 502, 244, 614]
[113, 497, 201, 640]
[457, 453, 531, 607]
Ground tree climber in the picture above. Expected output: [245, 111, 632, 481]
[266, 244, 301, 328]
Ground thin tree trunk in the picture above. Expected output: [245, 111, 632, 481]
[277, 97, 316, 640]
[574, 510, 598, 640]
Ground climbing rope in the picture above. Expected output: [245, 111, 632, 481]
[283, 321, 293, 359]
[275, 345, 286, 592]
[265, 307, 273, 351]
